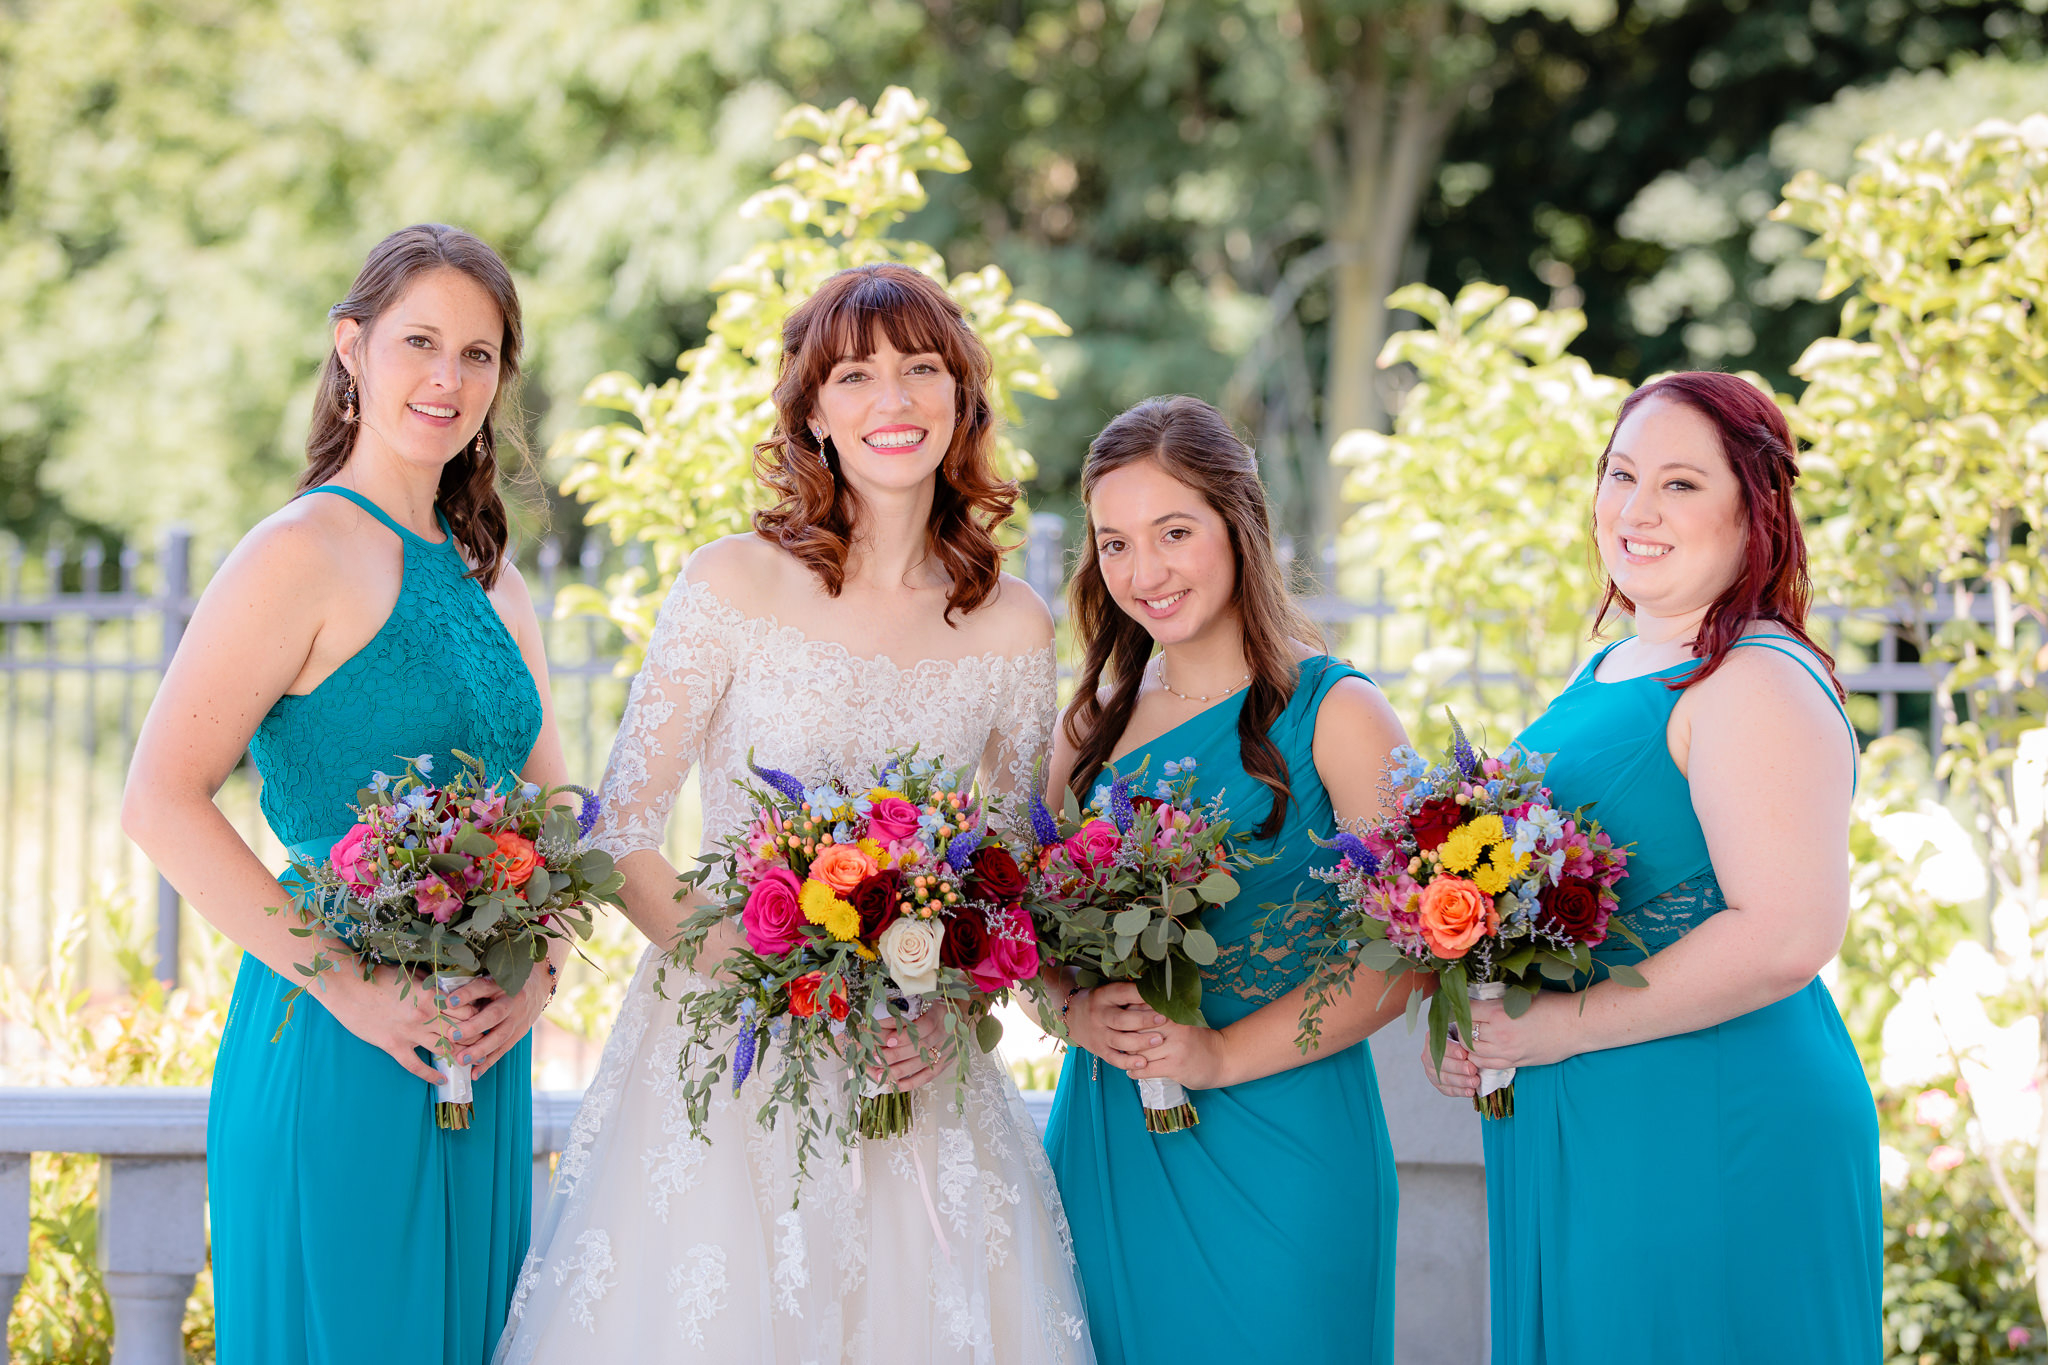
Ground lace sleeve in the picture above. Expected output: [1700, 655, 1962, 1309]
[979, 646, 1058, 840]
[589, 577, 737, 861]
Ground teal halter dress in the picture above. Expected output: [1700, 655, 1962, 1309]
[1487, 635, 1880, 1364]
[209, 486, 543, 1365]
[1046, 656, 1398, 1365]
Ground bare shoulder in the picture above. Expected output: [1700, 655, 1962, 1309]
[1313, 669, 1405, 750]
[962, 573, 1055, 655]
[206, 496, 355, 605]
[680, 533, 800, 612]
[1689, 634, 1843, 730]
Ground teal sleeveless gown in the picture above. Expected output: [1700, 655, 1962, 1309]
[209, 486, 543, 1364]
[1486, 635, 1881, 1363]
[1046, 656, 1398, 1365]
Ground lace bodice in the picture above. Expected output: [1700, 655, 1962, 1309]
[591, 575, 1058, 866]
[249, 486, 542, 849]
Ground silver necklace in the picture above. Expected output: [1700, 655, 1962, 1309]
[1156, 656, 1251, 704]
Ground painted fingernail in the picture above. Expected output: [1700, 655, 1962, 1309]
[452, 1028, 463, 1041]
[461, 1053, 473, 1063]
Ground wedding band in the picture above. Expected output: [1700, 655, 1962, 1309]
[1470, 1022, 1480, 1045]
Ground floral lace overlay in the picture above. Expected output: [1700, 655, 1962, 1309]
[493, 571, 1092, 1364]
[1605, 874, 1727, 959]
[1204, 894, 1334, 1007]
[249, 501, 541, 847]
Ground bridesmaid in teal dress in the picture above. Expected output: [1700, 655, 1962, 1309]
[1043, 396, 1417, 1365]
[1426, 372, 1880, 1362]
[123, 225, 572, 1364]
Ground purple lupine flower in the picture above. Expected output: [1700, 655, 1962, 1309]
[1330, 832, 1379, 875]
[1449, 713, 1481, 778]
[1028, 790, 1061, 848]
[1108, 776, 1136, 835]
[746, 750, 807, 805]
[946, 816, 984, 874]
[566, 786, 602, 839]
[732, 999, 758, 1094]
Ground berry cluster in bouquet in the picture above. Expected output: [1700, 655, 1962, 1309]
[668, 747, 1049, 1175]
[1296, 713, 1639, 1119]
[281, 752, 624, 1127]
[1025, 757, 1272, 1134]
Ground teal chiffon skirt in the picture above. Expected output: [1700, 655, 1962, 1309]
[209, 942, 531, 1364]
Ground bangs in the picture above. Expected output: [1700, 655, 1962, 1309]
[809, 270, 961, 370]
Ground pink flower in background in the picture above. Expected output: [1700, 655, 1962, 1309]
[1064, 819, 1122, 871]
[2010, 1327, 2032, 1350]
[1927, 1144, 1966, 1173]
[329, 824, 378, 894]
[1911, 1088, 1958, 1129]
[865, 797, 922, 844]
[416, 875, 463, 924]
[469, 792, 506, 823]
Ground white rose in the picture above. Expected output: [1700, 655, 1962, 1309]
[878, 916, 944, 996]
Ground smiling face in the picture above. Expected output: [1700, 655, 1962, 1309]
[1595, 396, 1749, 619]
[808, 335, 958, 500]
[335, 266, 504, 475]
[1088, 457, 1240, 647]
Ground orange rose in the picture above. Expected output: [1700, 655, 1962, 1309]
[808, 842, 879, 895]
[488, 831, 540, 890]
[1418, 876, 1499, 960]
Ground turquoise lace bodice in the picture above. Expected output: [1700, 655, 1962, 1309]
[246, 486, 542, 849]
[1515, 635, 1857, 967]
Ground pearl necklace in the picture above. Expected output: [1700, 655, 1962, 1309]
[1156, 657, 1251, 704]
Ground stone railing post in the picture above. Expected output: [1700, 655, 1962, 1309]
[0, 1153, 28, 1364]
[98, 1156, 207, 1365]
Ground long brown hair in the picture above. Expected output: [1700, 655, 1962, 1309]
[1592, 371, 1841, 696]
[1065, 396, 1324, 840]
[753, 263, 1016, 623]
[302, 224, 527, 589]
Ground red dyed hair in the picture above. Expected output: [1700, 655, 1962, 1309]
[752, 263, 1017, 623]
[1591, 371, 1842, 697]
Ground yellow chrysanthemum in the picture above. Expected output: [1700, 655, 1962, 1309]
[1438, 825, 1484, 874]
[799, 879, 861, 941]
[857, 837, 890, 867]
[1466, 813, 1506, 844]
[1469, 841, 1528, 897]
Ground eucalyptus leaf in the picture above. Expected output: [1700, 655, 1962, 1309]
[1182, 927, 1218, 966]
[1196, 871, 1239, 904]
[1112, 907, 1151, 937]
[452, 827, 498, 857]
[975, 1012, 1004, 1053]
[1140, 919, 1169, 961]
[1606, 961, 1648, 988]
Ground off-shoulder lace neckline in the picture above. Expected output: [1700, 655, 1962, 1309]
[676, 576, 1054, 676]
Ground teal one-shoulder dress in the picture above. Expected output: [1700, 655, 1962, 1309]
[1485, 635, 1881, 1364]
[209, 486, 543, 1365]
[1046, 656, 1397, 1365]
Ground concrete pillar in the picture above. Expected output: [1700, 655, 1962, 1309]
[0, 1154, 29, 1364]
[96, 1156, 207, 1365]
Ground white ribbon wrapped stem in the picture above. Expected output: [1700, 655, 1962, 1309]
[435, 973, 476, 1106]
[1470, 979, 1514, 1100]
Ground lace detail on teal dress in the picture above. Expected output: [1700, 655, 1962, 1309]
[1600, 874, 1727, 964]
[247, 503, 541, 849]
[1205, 892, 1336, 1006]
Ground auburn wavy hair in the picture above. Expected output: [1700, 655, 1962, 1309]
[1592, 371, 1841, 697]
[1064, 396, 1324, 841]
[301, 224, 527, 589]
[753, 263, 1017, 622]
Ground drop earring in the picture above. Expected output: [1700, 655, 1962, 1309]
[342, 372, 358, 423]
[473, 429, 487, 457]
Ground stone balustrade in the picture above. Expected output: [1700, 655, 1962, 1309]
[0, 1038, 1484, 1364]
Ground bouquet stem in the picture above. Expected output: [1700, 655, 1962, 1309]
[1137, 1076, 1199, 1133]
[434, 973, 476, 1131]
[858, 993, 922, 1140]
[1469, 979, 1515, 1120]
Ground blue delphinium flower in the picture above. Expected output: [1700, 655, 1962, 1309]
[946, 824, 982, 874]
[415, 753, 435, 776]
[1163, 760, 1181, 778]
[1449, 715, 1480, 778]
[1028, 790, 1061, 848]
[574, 788, 602, 839]
[520, 782, 541, 801]
[732, 1000, 758, 1094]
[1526, 752, 1549, 775]
[1108, 776, 1136, 835]
[1090, 783, 1111, 813]
[1329, 832, 1380, 875]
[1178, 756, 1198, 771]
[369, 770, 392, 793]
[747, 753, 809, 805]
[1154, 780, 1174, 800]
[834, 821, 853, 843]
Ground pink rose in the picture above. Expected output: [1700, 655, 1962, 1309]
[329, 824, 378, 894]
[865, 797, 923, 845]
[969, 904, 1041, 991]
[742, 867, 807, 955]
[416, 874, 463, 924]
[1063, 818, 1122, 871]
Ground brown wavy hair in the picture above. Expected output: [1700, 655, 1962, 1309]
[753, 263, 1016, 623]
[301, 223, 527, 589]
[1591, 371, 1841, 697]
[1064, 396, 1324, 840]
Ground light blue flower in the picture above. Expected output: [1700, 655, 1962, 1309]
[1154, 780, 1174, 800]
[886, 772, 905, 790]
[1090, 783, 1111, 812]
[846, 793, 874, 819]
[415, 754, 434, 775]
[910, 758, 935, 777]
[933, 769, 957, 792]
[1178, 756, 1198, 771]
[369, 771, 391, 793]
[1163, 760, 1181, 778]
[520, 782, 541, 800]
[1486, 780, 1503, 799]
[833, 821, 853, 843]
[1527, 752, 1549, 775]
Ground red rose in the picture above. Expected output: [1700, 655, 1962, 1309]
[965, 846, 1026, 908]
[848, 870, 905, 940]
[1538, 877, 1608, 945]
[1409, 797, 1464, 852]
[941, 907, 990, 970]
[787, 971, 849, 1020]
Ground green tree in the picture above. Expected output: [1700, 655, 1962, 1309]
[553, 87, 1069, 649]
[1781, 113, 2048, 1320]
[1331, 280, 1627, 749]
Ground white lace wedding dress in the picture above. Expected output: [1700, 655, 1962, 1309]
[494, 575, 1094, 1364]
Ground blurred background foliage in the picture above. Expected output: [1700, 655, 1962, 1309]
[5, 0, 2048, 564]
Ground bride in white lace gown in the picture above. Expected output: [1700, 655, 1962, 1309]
[495, 264, 1094, 1364]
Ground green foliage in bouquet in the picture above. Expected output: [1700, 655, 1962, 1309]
[1035, 761, 1271, 1028]
[556, 86, 1069, 656]
[280, 752, 624, 1009]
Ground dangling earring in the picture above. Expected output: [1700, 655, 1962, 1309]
[342, 372, 358, 424]
[473, 429, 487, 458]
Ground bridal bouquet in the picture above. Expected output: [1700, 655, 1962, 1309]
[281, 752, 623, 1127]
[1296, 713, 1638, 1118]
[1025, 757, 1271, 1133]
[668, 747, 1048, 1172]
